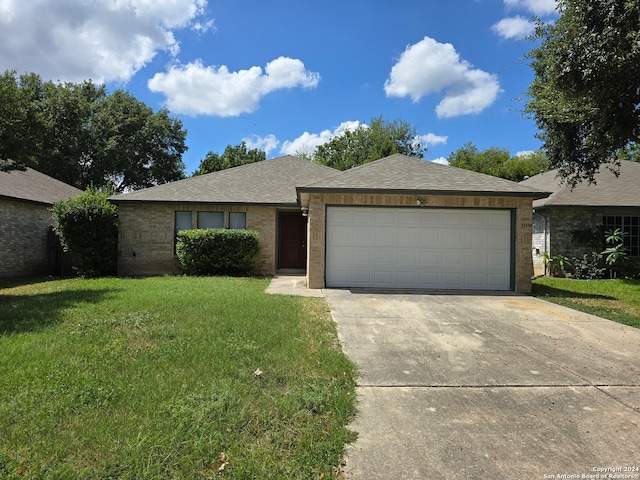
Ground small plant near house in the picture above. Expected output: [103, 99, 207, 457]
[176, 228, 259, 275]
[51, 187, 119, 277]
[602, 228, 629, 278]
[549, 254, 572, 277]
[571, 252, 605, 280]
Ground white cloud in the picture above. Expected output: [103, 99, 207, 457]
[419, 133, 448, 146]
[492, 16, 536, 39]
[384, 36, 501, 118]
[504, 0, 557, 16]
[280, 121, 362, 156]
[243, 134, 279, 156]
[430, 157, 449, 165]
[148, 57, 320, 116]
[515, 150, 535, 157]
[0, 0, 211, 83]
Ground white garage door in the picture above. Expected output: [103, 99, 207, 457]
[325, 207, 513, 290]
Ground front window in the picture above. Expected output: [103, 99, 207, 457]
[198, 211, 224, 229]
[229, 212, 246, 229]
[175, 211, 192, 251]
[602, 216, 640, 256]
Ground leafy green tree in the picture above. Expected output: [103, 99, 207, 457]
[0, 70, 187, 190]
[312, 116, 426, 170]
[37, 79, 106, 187]
[193, 141, 266, 175]
[448, 143, 549, 181]
[52, 187, 119, 277]
[87, 90, 187, 191]
[617, 143, 640, 162]
[0, 71, 43, 171]
[525, 0, 640, 186]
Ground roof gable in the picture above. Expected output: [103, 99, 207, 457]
[111, 155, 340, 205]
[519, 160, 640, 208]
[0, 168, 83, 205]
[298, 154, 549, 198]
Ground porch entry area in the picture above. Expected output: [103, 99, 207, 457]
[277, 211, 307, 271]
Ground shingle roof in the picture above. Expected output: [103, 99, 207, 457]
[298, 154, 550, 198]
[519, 160, 640, 209]
[0, 168, 83, 205]
[110, 155, 340, 205]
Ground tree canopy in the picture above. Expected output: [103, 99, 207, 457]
[0, 70, 187, 191]
[310, 116, 427, 170]
[192, 141, 266, 176]
[448, 143, 550, 181]
[525, 0, 640, 185]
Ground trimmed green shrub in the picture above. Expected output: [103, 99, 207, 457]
[176, 229, 259, 275]
[51, 187, 119, 277]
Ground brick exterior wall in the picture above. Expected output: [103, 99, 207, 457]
[0, 199, 54, 277]
[305, 193, 535, 293]
[531, 207, 640, 276]
[117, 203, 278, 276]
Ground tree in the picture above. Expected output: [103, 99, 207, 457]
[617, 143, 640, 162]
[312, 116, 426, 170]
[525, 0, 640, 186]
[86, 90, 187, 191]
[52, 187, 119, 277]
[37, 78, 106, 188]
[448, 143, 549, 181]
[0, 71, 42, 172]
[0, 70, 187, 190]
[193, 141, 266, 175]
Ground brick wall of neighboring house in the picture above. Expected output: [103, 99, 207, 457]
[305, 193, 535, 293]
[547, 207, 601, 261]
[534, 207, 640, 275]
[0, 199, 54, 277]
[116, 203, 277, 276]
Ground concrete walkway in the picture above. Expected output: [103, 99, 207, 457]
[264, 274, 324, 297]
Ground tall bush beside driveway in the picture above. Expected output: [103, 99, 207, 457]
[51, 187, 119, 277]
[176, 229, 259, 275]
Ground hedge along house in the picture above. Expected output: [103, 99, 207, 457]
[520, 160, 640, 276]
[112, 154, 549, 293]
[0, 168, 83, 277]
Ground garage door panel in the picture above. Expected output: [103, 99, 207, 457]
[375, 230, 396, 246]
[351, 210, 375, 223]
[374, 250, 395, 265]
[420, 231, 441, 246]
[326, 207, 512, 290]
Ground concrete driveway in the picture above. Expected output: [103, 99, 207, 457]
[323, 289, 640, 480]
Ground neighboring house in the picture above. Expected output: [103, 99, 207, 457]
[0, 168, 83, 277]
[111, 154, 548, 293]
[520, 160, 640, 276]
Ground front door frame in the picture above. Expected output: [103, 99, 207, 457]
[277, 210, 307, 271]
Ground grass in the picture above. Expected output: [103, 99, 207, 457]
[531, 277, 640, 329]
[0, 276, 357, 479]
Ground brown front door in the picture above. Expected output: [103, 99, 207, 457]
[278, 212, 307, 269]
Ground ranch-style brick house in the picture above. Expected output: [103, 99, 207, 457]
[520, 160, 640, 276]
[110, 154, 549, 293]
[0, 168, 82, 277]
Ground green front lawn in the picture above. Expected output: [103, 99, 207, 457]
[531, 277, 640, 329]
[0, 276, 357, 479]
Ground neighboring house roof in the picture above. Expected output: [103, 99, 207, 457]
[0, 167, 83, 205]
[297, 154, 550, 200]
[519, 160, 640, 209]
[110, 155, 340, 206]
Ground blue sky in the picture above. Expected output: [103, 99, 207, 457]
[0, 0, 558, 175]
